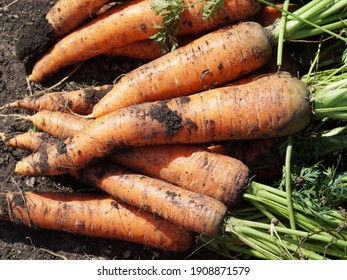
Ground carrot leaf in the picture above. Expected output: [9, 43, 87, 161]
[150, 0, 225, 53]
[202, 0, 225, 21]
[150, 0, 184, 53]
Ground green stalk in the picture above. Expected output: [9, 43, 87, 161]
[230, 224, 327, 259]
[276, 0, 290, 67]
[226, 225, 280, 260]
[245, 191, 345, 231]
[258, 0, 347, 42]
[285, 136, 297, 235]
[250, 182, 346, 222]
[229, 218, 347, 249]
[204, 236, 269, 259]
[290, 20, 347, 40]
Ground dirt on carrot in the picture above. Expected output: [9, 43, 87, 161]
[70, 161, 229, 236]
[16, 0, 111, 63]
[27, 0, 262, 82]
[0, 0, 222, 260]
[0, 85, 113, 115]
[0, 191, 193, 252]
[14, 72, 310, 177]
[90, 21, 273, 118]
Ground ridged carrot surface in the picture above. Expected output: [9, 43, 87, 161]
[0, 191, 193, 252]
[90, 21, 273, 118]
[15, 72, 311, 176]
[29, 0, 262, 82]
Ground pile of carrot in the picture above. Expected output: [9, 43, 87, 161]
[1, 0, 347, 257]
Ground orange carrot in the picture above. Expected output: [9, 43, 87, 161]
[16, 0, 111, 62]
[3, 131, 54, 152]
[4, 130, 250, 205]
[28, 0, 262, 82]
[0, 191, 192, 252]
[109, 145, 249, 205]
[46, 0, 112, 37]
[0, 110, 92, 138]
[253, 3, 299, 27]
[70, 161, 228, 236]
[106, 35, 198, 60]
[89, 21, 272, 118]
[106, 39, 163, 61]
[0, 85, 113, 115]
[15, 72, 310, 176]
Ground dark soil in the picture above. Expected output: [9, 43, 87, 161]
[0, 0, 223, 260]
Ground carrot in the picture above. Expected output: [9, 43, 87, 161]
[106, 39, 163, 61]
[0, 110, 92, 138]
[4, 127, 250, 205]
[106, 34, 198, 60]
[0, 85, 113, 115]
[16, 0, 111, 62]
[88, 21, 273, 118]
[70, 160, 229, 236]
[45, 0, 112, 37]
[2, 131, 54, 152]
[0, 191, 193, 252]
[28, 0, 262, 82]
[15, 72, 311, 176]
[252, 3, 299, 27]
[109, 145, 249, 205]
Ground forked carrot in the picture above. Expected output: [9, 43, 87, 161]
[70, 161, 229, 236]
[15, 72, 310, 176]
[88, 21, 273, 118]
[28, 0, 262, 82]
[0, 191, 193, 252]
[0, 85, 113, 115]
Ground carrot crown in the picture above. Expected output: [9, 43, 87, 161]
[258, 0, 347, 66]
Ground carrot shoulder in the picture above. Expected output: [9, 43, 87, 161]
[28, 0, 262, 82]
[15, 72, 311, 176]
[0, 191, 192, 252]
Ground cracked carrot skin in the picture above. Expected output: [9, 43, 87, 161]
[0, 191, 193, 252]
[15, 72, 310, 177]
[29, 0, 262, 82]
[70, 161, 228, 236]
[90, 21, 273, 118]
